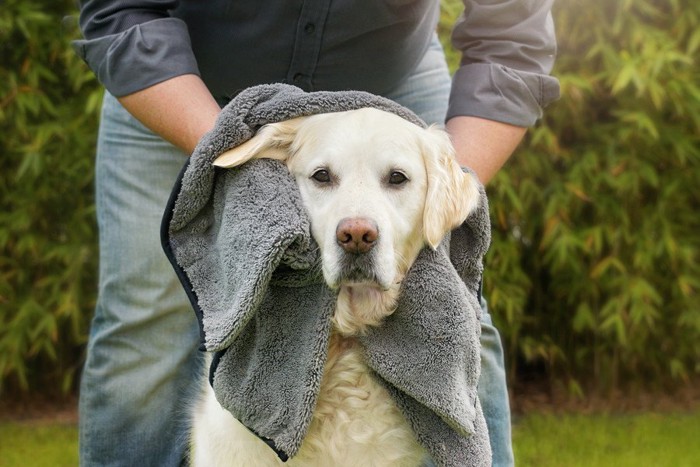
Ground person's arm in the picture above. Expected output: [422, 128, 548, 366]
[446, 0, 560, 183]
[74, 0, 201, 100]
[73, 1, 218, 153]
[118, 74, 221, 153]
[446, 116, 526, 185]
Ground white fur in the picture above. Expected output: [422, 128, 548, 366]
[192, 108, 479, 466]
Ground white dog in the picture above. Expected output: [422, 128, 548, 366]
[190, 108, 479, 466]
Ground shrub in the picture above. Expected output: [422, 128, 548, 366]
[0, 0, 102, 394]
[477, 0, 700, 394]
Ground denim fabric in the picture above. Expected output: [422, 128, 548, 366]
[79, 93, 202, 466]
[79, 34, 513, 466]
[476, 298, 514, 467]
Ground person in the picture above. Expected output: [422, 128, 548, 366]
[73, 1, 559, 465]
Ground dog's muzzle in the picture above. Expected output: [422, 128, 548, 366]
[335, 217, 380, 284]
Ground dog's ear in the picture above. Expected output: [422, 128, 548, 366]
[421, 127, 480, 249]
[213, 117, 307, 168]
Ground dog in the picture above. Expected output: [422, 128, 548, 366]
[190, 108, 480, 466]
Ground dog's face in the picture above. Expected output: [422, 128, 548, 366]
[284, 110, 439, 291]
[214, 108, 478, 333]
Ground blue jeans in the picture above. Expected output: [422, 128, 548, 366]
[79, 35, 513, 466]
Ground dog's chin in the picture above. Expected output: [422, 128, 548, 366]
[332, 279, 401, 337]
[327, 265, 392, 298]
[325, 273, 390, 291]
[324, 252, 393, 291]
[337, 270, 390, 289]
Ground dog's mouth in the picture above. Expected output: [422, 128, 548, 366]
[334, 253, 385, 289]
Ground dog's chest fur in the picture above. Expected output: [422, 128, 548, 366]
[289, 333, 427, 466]
[191, 333, 427, 467]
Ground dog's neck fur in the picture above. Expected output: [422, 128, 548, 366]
[332, 281, 401, 336]
[332, 242, 422, 336]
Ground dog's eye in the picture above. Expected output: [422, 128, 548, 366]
[388, 171, 408, 185]
[311, 169, 332, 183]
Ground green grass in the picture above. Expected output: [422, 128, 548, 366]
[0, 421, 78, 467]
[1, 412, 699, 466]
[513, 412, 700, 466]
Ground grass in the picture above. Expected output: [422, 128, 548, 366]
[1, 411, 699, 466]
[0, 421, 78, 467]
[513, 411, 700, 466]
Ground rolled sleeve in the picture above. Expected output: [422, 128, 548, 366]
[73, 17, 200, 97]
[448, 62, 560, 127]
[448, 0, 561, 127]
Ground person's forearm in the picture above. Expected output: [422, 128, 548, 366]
[117, 74, 221, 154]
[446, 116, 527, 185]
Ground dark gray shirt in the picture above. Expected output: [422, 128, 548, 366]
[74, 0, 560, 126]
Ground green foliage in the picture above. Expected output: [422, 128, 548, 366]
[479, 0, 700, 393]
[0, 0, 102, 394]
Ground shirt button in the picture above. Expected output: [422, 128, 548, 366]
[304, 23, 315, 34]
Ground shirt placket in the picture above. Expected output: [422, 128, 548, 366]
[286, 0, 331, 91]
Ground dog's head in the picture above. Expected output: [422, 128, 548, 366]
[214, 108, 479, 333]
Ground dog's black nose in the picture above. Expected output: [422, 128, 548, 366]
[336, 218, 378, 254]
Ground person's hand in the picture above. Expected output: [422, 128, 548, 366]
[445, 116, 527, 185]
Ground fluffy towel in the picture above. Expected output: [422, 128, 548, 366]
[161, 83, 492, 466]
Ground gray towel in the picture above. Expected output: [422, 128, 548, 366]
[161, 83, 492, 466]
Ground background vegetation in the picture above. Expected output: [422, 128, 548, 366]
[1, 0, 103, 395]
[1, 0, 698, 399]
[442, 0, 700, 397]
